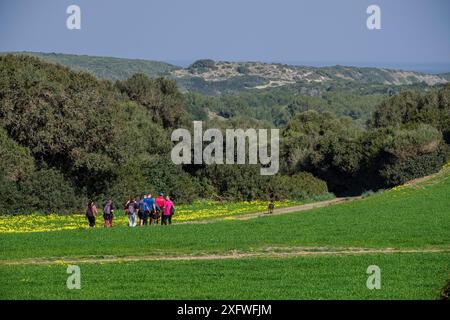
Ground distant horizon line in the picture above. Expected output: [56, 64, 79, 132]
[2, 50, 450, 74]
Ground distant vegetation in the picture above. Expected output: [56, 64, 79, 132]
[4, 52, 447, 95]
[188, 59, 217, 73]
[184, 88, 387, 126]
[3, 52, 180, 81]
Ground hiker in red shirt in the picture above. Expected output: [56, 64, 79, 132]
[163, 195, 174, 225]
[155, 192, 166, 225]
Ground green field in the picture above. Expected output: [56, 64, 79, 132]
[1, 167, 449, 299]
[2, 253, 448, 300]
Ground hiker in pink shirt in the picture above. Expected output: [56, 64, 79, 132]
[162, 195, 174, 225]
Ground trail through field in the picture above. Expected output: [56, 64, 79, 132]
[2, 246, 449, 266]
[179, 169, 445, 225]
[2, 170, 447, 267]
[179, 196, 360, 224]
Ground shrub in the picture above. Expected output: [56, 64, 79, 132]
[236, 65, 250, 75]
[439, 279, 450, 300]
[261, 173, 329, 201]
[361, 190, 375, 198]
[189, 59, 217, 72]
[21, 168, 82, 214]
[0, 127, 35, 183]
[379, 125, 449, 186]
[370, 84, 450, 140]
[116, 74, 187, 129]
[143, 158, 201, 203]
[380, 151, 448, 186]
[285, 172, 329, 200]
[0, 175, 23, 214]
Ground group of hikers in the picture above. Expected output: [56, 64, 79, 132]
[85, 193, 175, 228]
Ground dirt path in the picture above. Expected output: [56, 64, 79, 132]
[179, 196, 361, 225]
[2, 246, 449, 266]
[178, 167, 448, 225]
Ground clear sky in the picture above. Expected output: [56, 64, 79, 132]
[0, 0, 449, 72]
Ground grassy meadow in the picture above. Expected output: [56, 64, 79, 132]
[2, 253, 449, 300]
[0, 166, 449, 299]
[0, 199, 308, 234]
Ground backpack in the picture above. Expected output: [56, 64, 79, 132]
[139, 200, 145, 212]
[170, 205, 175, 215]
[103, 203, 111, 214]
[86, 205, 94, 217]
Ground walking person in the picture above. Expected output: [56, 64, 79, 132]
[141, 194, 150, 226]
[144, 193, 159, 225]
[126, 197, 137, 227]
[155, 193, 166, 225]
[267, 200, 274, 214]
[109, 200, 115, 227]
[134, 196, 140, 225]
[85, 200, 98, 228]
[163, 195, 174, 225]
[103, 199, 114, 227]
[124, 199, 130, 216]
[138, 195, 145, 226]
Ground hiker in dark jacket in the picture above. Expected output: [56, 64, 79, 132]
[103, 199, 114, 227]
[85, 200, 98, 228]
[138, 195, 148, 226]
[134, 196, 140, 225]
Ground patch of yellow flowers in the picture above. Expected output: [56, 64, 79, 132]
[0, 200, 302, 234]
[390, 184, 407, 192]
[443, 161, 450, 170]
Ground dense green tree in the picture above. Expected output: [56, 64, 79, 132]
[370, 84, 450, 143]
[21, 168, 81, 214]
[0, 54, 121, 194]
[282, 105, 449, 194]
[116, 73, 187, 129]
[378, 124, 449, 185]
[0, 127, 35, 183]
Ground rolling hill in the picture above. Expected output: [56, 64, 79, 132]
[3, 52, 447, 95]
[1, 163, 449, 299]
[5, 52, 181, 81]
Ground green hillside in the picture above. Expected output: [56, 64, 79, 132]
[6, 52, 181, 81]
[3, 52, 447, 95]
[1, 164, 449, 299]
[3, 52, 447, 127]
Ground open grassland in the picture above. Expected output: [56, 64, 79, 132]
[1, 253, 449, 299]
[0, 167, 449, 299]
[1, 171, 449, 260]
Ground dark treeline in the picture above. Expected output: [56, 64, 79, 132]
[0, 54, 448, 213]
[0, 55, 326, 214]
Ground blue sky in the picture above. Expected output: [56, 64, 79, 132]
[0, 0, 449, 72]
